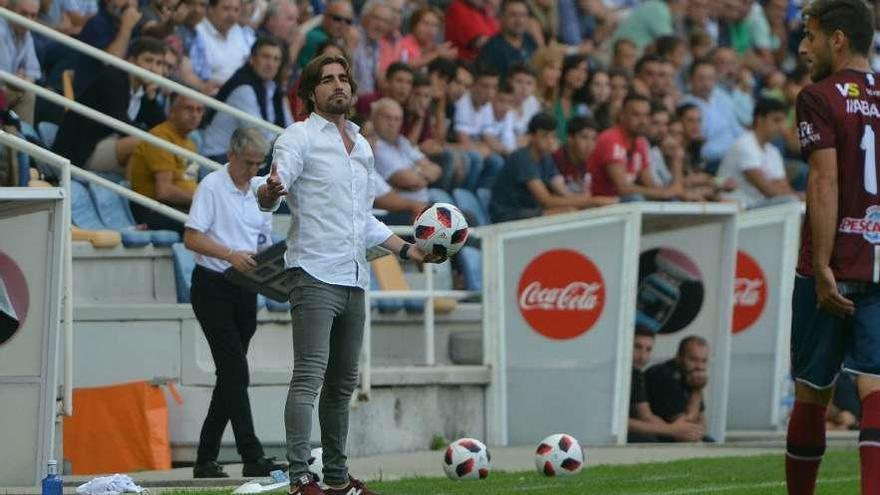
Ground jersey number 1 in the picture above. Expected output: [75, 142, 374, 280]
[861, 125, 878, 195]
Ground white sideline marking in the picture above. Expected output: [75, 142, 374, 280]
[498, 475, 859, 494]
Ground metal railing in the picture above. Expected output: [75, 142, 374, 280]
[0, 7, 284, 137]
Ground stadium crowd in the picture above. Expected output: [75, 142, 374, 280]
[0, 0, 848, 219]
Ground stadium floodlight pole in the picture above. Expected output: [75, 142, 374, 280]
[0, 71, 224, 173]
[0, 7, 284, 138]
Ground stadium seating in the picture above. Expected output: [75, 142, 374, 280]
[170, 243, 195, 304]
[476, 188, 491, 218]
[88, 181, 180, 247]
[70, 180, 122, 248]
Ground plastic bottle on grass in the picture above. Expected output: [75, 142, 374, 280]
[42, 460, 62, 495]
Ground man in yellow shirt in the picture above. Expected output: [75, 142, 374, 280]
[129, 93, 204, 233]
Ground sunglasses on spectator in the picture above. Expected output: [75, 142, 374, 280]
[329, 14, 353, 24]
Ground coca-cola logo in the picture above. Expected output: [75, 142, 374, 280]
[732, 251, 767, 334]
[517, 249, 605, 340]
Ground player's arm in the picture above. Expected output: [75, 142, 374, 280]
[629, 403, 705, 441]
[154, 171, 194, 206]
[742, 169, 795, 198]
[681, 390, 705, 426]
[526, 178, 593, 209]
[549, 175, 573, 197]
[808, 148, 855, 317]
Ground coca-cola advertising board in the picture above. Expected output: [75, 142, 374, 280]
[727, 203, 801, 431]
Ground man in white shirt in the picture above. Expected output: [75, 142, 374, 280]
[254, 54, 441, 495]
[371, 97, 442, 203]
[184, 127, 287, 479]
[190, 0, 251, 89]
[482, 80, 517, 156]
[202, 36, 293, 161]
[454, 64, 505, 189]
[0, 0, 41, 123]
[717, 97, 798, 209]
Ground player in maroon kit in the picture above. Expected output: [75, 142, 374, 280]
[788, 1, 880, 494]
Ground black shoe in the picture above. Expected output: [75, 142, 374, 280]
[193, 461, 229, 478]
[242, 456, 288, 477]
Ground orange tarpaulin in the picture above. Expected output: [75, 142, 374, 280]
[63, 380, 176, 474]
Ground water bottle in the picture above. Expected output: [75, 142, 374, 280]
[42, 460, 62, 495]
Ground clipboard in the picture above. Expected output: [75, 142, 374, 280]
[224, 241, 392, 302]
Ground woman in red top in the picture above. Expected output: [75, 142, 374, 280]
[444, 0, 499, 61]
[398, 6, 457, 70]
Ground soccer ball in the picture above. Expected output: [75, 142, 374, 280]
[413, 203, 469, 258]
[534, 433, 584, 477]
[307, 447, 323, 483]
[442, 438, 491, 480]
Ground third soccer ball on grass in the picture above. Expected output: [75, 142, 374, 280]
[535, 433, 584, 476]
[442, 438, 491, 480]
[413, 203, 469, 258]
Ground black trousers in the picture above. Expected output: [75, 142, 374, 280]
[130, 201, 186, 234]
[191, 265, 264, 463]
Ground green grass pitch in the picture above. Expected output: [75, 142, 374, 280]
[168, 449, 860, 494]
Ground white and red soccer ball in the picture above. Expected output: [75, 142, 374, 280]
[413, 203, 469, 258]
[442, 437, 491, 480]
[534, 433, 584, 477]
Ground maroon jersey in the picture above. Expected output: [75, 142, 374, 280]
[797, 69, 880, 282]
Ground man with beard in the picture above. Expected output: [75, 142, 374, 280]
[253, 54, 444, 495]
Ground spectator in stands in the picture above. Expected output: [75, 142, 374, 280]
[490, 113, 611, 222]
[645, 335, 710, 441]
[585, 69, 612, 130]
[258, 0, 300, 68]
[553, 55, 589, 141]
[651, 104, 723, 201]
[74, 0, 143, 94]
[482, 80, 517, 157]
[376, 0, 405, 80]
[398, 6, 457, 71]
[530, 45, 563, 107]
[717, 97, 797, 210]
[176, 0, 207, 54]
[184, 127, 286, 479]
[189, 0, 251, 92]
[553, 116, 599, 193]
[0, 0, 41, 124]
[399, 72, 458, 189]
[509, 63, 540, 144]
[202, 36, 292, 162]
[629, 329, 705, 443]
[56, 0, 99, 35]
[632, 54, 662, 99]
[444, 0, 499, 62]
[140, 0, 190, 39]
[54, 37, 168, 173]
[610, 38, 637, 75]
[478, 0, 536, 77]
[558, 0, 616, 51]
[295, 0, 353, 69]
[128, 94, 203, 232]
[454, 64, 504, 189]
[236, 0, 256, 48]
[612, 0, 684, 51]
[587, 93, 681, 200]
[355, 62, 413, 119]
[683, 0, 714, 44]
[372, 98, 443, 202]
[352, 0, 393, 95]
[680, 58, 744, 174]
[711, 47, 754, 127]
[676, 102, 705, 173]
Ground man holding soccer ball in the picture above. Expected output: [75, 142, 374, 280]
[254, 54, 444, 495]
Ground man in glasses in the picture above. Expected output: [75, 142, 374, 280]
[296, 0, 353, 69]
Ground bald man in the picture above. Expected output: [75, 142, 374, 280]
[296, 0, 353, 68]
[0, 0, 41, 123]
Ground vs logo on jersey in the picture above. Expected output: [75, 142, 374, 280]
[836, 83, 861, 98]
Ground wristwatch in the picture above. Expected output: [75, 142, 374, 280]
[399, 243, 411, 260]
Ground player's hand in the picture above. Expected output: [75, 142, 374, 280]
[261, 161, 286, 203]
[409, 244, 447, 264]
[227, 250, 257, 272]
[120, 5, 142, 29]
[815, 265, 855, 318]
[669, 418, 704, 442]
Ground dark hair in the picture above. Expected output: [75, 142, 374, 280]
[208, 0, 225, 7]
[474, 63, 501, 81]
[385, 62, 414, 81]
[650, 100, 670, 116]
[527, 112, 558, 134]
[128, 36, 168, 59]
[501, 0, 529, 14]
[315, 39, 347, 58]
[635, 327, 655, 339]
[458, 60, 476, 77]
[298, 54, 358, 114]
[427, 57, 458, 81]
[613, 37, 636, 55]
[497, 78, 514, 94]
[635, 54, 662, 77]
[408, 5, 443, 32]
[677, 335, 708, 357]
[654, 35, 685, 60]
[786, 64, 810, 85]
[509, 62, 537, 79]
[622, 92, 650, 108]
[675, 102, 699, 119]
[566, 115, 597, 136]
[687, 57, 714, 80]
[412, 71, 431, 88]
[250, 35, 284, 57]
[802, 0, 874, 57]
[753, 97, 788, 119]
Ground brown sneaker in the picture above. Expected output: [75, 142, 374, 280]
[323, 476, 379, 495]
[288, 474, 323, 495]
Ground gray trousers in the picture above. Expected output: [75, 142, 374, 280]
[284, 268, 365, 485]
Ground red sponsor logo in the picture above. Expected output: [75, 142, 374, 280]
[517, 249, 605, 340]
[839, 206, 880, 244]
[732, 251, 767, 334]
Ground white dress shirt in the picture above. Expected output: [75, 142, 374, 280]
[454, 92, 494, 139]
[193, 19, 251, 84]
[252, 113, 393, 289]
[185, 164, 274, 273]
